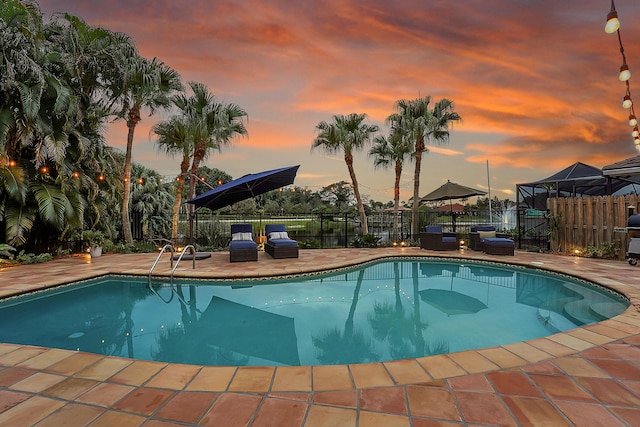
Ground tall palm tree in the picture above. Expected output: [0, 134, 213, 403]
[170, 82, 247, 243]
[153, 116, 192, 242]
[118, 56, 182, 243]
[173, 81, 248, 202]
[369, 126, 413, 242]
[388, 97, 461, 237]
[312, 113, 379, 235]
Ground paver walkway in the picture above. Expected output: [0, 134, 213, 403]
[0, 247, 639, 426]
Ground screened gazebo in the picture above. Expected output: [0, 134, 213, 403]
[514, 161, 635, 251]
[516, 162, 632, 211]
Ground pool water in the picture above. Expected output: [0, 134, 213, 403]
[0, 259, 628, 366]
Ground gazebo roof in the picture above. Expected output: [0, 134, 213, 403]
[603, 155, 640, 184]
[517, 162, 630, 197]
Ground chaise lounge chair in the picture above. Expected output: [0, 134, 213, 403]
[229, 223, 258, 262]
[264, 224, 299, 259]
[419, 225, 459, 251]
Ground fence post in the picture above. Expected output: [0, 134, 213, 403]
[344, 213, 348, 248]
[320, 214, 324, 249]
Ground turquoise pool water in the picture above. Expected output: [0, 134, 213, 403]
[0, 258, 628, 366]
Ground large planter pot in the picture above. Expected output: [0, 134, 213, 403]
[89, 246, 102, 258]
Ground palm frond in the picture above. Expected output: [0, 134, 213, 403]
[0, 165, 27, 203]
[30, 181, 72, 229]
[4, 203, 36, 246]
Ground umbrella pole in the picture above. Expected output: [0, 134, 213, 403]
[450, 199, 456, 232]
[188, 203, 195, 246]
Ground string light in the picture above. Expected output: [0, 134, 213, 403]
[605, 0, 637, 148]
[605, 2, 620, 33]
[619, 63, 631, 81]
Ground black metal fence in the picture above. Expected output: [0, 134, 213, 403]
[7, 207, 548, 254]
[183, 208, 532, 250]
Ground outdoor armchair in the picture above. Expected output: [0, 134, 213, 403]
[419, 225, 459, 251]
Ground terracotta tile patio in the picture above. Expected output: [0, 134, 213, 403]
[0, 247, 639, 425]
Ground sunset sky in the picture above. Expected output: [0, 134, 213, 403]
[38, 0, 640, 203]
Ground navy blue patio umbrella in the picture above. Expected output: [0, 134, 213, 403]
[185, 165, 300, 243]
[186, 165, 300, 211]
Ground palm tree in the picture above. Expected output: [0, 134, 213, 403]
[388, 97, 461, 237]
[153, 116, 192, 242]
[369, 126, 413, 242]
[173, 81, 248, 202]
[312, 113, 379, 235]
[118, 56, 182, 243]
[170, 82, 247, 243]
[130, 164, 174, 239]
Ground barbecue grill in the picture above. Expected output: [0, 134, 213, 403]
[626, 214, 640, 265]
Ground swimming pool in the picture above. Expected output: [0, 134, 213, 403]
[0, 258, 628, 366]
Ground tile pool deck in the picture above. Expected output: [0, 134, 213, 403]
[0, 247, 639, 426]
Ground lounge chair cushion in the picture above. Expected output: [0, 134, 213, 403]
[472, 225, 495, 232]
[229, 239, 257, 250]
[231, 224, 254, 235]
[265, 224, 286, 233]
[442, 236, 457, 243]
[232, 232, 253, 241]
[477, 231, 496, 239]
[483, 237, 513, 247]
[424, 225, 443, 233]
[268, 231, 289, 240]
[267, 238, 298, 247]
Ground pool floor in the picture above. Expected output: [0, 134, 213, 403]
[0, 247, 639, 425]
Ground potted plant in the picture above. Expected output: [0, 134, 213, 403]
[82, 230, 107, 258]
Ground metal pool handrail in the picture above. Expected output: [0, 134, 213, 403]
[170, 245, 196, 285]
[148, 244, 175, 287]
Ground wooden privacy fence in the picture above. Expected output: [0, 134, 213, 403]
[547, 194, 640, 259]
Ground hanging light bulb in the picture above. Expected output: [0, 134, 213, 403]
[629, 114, 638, 127]
[635, 136, 640, 145]
[623, 95, 633, 109]
[633, 126, 639, 138]
[605, 8, 620, 34]
[619, 64, 631, 81]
